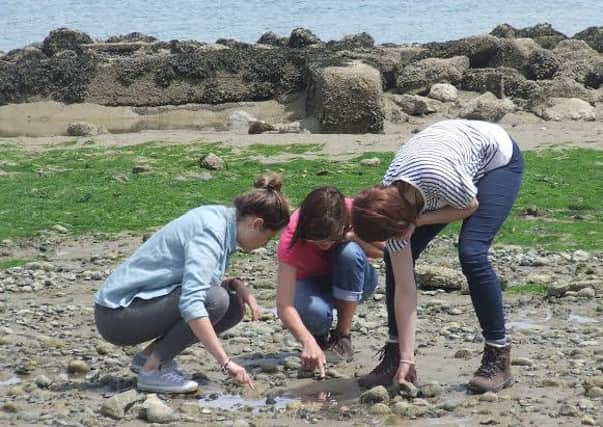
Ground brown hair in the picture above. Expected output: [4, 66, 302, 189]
[352, 182, 422, 242]
[290, 186, 350, 248]
[234, 172, 290, 231]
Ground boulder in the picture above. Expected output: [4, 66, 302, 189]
[573, 26, 603, 53]
[525, 49, 560, 80]
[306, 61, 384, 133]
[257, 31, 288, 47]
[585, 61, 603, 89]
[489, 38, 540, 70]
[538, 77, 596, 102]
[42, 28, 94, 56]
[459, 92, 516, 122]
[396, 56, 469, 94]
[106, 32, 158, 43]
[553, 40, 602, 84]
[533, 97, 596, 121]
[66, 121, 104, 136]
[326, 32, 375, 50]
[491, 23, 567, 49]
[200, 153, 225, 170]
[391, 94, 440, 115]
[421, 35, 502, 68]
[100, 390, 143, 420]
[141, 394, 178, 424]
[428, 82, 458, 102]
[415, 264, 468, 293]
[460, 67, 543, 99]
[288, 28, 321, 48]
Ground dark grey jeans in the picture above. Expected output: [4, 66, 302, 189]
[95, 286, 244, 361]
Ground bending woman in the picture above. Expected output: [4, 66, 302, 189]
[95, 174, 290, 393]
[352, 119, 523, 393]
[276, 186, 383, 377]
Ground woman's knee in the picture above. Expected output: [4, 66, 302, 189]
[295, 295, 333, 335]
[333, 241, 368, 270]
[204, 286, 231, 325]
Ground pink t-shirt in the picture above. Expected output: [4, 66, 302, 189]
[277, 198, 353, 279]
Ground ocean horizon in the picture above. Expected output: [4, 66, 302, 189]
[1, 0, 602, 51]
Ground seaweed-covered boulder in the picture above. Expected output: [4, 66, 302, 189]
[585, 61, 603, 89]
[525, 49, 560, 80]
[553, 39, 602, 84]
[573, 26, 603, 53]
[460, 67, 542, 99]
[257, 31, 288, 47]
[306, 61, 384, 133]
[491, 23, 567, 49]
[421, 35, 502, 68]
[533, 97, 596, 121]
[326, 32, 375, 50]
[538, 77, 595, 102]
[42, 28, 94, 56]
[489, 38, 540, 70]
[106, 32, 158, 43]
[396, 56, 469, 94]
[459, 92, 516, 122]
[288, 28, 321, 48]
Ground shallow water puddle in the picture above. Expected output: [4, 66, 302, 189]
[0, 376, 21, 386]
[506, 309, 552, 330]
[199, 393, 300, 412]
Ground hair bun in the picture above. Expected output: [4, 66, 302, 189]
[254, 172, 283, 192]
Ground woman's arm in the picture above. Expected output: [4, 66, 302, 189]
[417, 197, 479, 226]
[345, 231, 385, 259]
[276, 262, 326, 377]
[390, 245, 417, 383]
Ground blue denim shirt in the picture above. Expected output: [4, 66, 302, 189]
[95, 205, 238, 322]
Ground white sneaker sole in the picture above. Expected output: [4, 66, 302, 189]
[137, 380, 199, 394]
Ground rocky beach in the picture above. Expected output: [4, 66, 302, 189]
[0, 23, 602, 427]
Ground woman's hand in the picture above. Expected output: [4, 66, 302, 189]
[394, 362, 417, 385]
[301, 338, 326, 378]
[225, 360, 255, 389]
[225, 278, 261, 321]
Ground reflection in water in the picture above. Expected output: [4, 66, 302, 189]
[199, 393, 299, 412]
[568, 314, 599, 324]
[506, 309, 552, 330]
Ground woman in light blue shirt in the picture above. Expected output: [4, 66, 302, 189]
[95, 173, 290, 393]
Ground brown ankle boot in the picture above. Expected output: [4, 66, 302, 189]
[325, 329, 354, 364]
[468, 344, 514, 393]
[358, 342, 401, 388]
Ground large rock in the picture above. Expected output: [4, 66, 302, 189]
[491, 23, 567, 49]
[460, 67, 543, 99]
[421, 35, 501, 68]
[327, 32, 375, 50]
[553, 40, 602, 84]
[257, 31, 288, 47]
[585, 61, 603, 89]
[141, 394, 178, 423]
[288, 28, 321, 48]
[415, 264, 468, 293]
[489, 38, 540, 70]
[100, 390, 143, 420]
[459, 92, 516, 122]
[525, 49, 560, 80]
[538, 77, 596, 102]
[533, 97, 596, 121]
[106, 32, 158, 43]
[42, 28, 94, 56]
[573, 26, 603, 53]
[396, 56, 469, 94]
[306, 61, 384, 133]
[391, 94, 440, 115]
[428, 83, 458, 102]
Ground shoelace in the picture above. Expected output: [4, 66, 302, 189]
[475, 348, 498, 379]
[159, 370, 186, 383]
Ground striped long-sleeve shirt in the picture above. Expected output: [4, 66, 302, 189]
[383, 119, 513, 253]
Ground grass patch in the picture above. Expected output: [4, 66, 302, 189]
[0, 144, 601, 251]
[0, 258, 30, 270]
[505, 283, 548, 295]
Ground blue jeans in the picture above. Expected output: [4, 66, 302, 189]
[386, 141, 524, 341]
[294, 241, 378, 336]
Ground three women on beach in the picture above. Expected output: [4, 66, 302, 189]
[94, 118, 522, 395]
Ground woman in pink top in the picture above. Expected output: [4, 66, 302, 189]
[276, 186, 384, 376]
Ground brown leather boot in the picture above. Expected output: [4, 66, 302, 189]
[325, 329, 354, 364]
[358, 342, 402, 388]
[468, 344, 514, 393]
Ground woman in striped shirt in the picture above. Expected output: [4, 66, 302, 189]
[352, 119, 524, 393]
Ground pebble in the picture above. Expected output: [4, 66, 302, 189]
[419, 381, 442, 398]
[511, 357, 534, 367]
[454, 348, 472, 359]
[479, 392, 498, 402]
[360, 385, 389, 403]
[369, 403, 391, 415]
[67, 360, 89, 374]
[142, 394, 178, 423]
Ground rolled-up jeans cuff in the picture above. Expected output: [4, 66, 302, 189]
[332, 287, 363, 302]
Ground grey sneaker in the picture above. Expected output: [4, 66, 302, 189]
[137, 368, 198, 393]
[129, 353, 191, 379]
